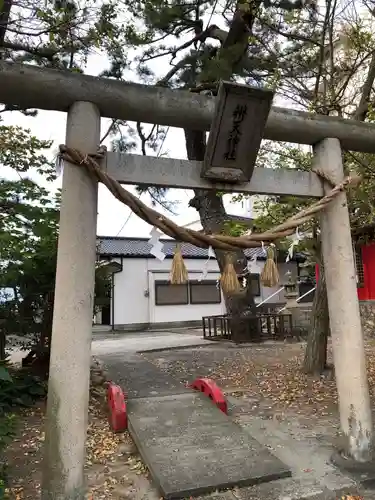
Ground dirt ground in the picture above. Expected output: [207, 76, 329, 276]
[3, 339, 375, 499]
[144, 338, 375, 429]
[2, 367, 157, 500]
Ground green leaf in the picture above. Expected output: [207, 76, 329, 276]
[0, 367, 12, 383]
[28, 385, 46, 396]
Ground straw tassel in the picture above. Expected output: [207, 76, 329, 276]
[260, 246, 279, 288]
[170, 244, 188, 284]
[220, 255, 241, 294]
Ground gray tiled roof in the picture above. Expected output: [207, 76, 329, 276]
[96, 236, 268, 260]
[225, 215, 253, 223]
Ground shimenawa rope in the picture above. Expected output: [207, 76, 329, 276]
[58, 144, 361, 252]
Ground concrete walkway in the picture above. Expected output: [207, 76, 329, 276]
[6, 329, 209, 364]
[95, 330, 291, 499]
[91, 328, 209, 357]
[92, 329, 212, 399]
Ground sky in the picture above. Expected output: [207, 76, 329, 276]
[2, 29, 253, 240]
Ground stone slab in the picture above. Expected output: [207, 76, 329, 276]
[127, 393, 291, 499]
[230, 477, 363, 500]
[238, 414, 356, 492]
[98, 353, 190, 398]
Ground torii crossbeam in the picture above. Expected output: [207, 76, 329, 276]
[0, 62, 372, 498]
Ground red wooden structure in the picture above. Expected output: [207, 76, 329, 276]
[188, 377, 228, 414]
[316, 243, 375, 300]
[107, 382, 127, 432]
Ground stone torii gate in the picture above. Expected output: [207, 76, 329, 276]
[1, 61, 374, 498]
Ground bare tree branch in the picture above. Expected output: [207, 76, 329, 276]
[157, 54, 196, 86]
[100, 119, 118, 145]
[353, 52, 375, 121]
[136, 122, 157, 156]
[147, 188, 179, 215]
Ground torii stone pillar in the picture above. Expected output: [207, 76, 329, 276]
[42, 102, 100, 498]
[315, 138, 373, 462]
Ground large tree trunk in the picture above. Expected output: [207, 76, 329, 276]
[0, 1, 12, 48]
[303, 261, 330, 374]
[181, 3, 262, 343]
[185, 130, 260, 342]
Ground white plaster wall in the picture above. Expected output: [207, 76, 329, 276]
[148, 258, 225, 324]
[254, 261, 298, 305]
[111, 257, 298, 325]
[113, 258, 149, 325]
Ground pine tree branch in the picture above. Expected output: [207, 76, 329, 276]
[208, 25, 315, 74]
[313, 0, 332, 103]
[157, 55, 196, 85]
[170, 26, 215, 59]
[261, 20, 320, 46]
[152, 21, 315, 81]
[353, 52, 375, 122]
[1, 41, 57, 60]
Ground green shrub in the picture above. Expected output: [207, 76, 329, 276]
[0, 364, 46, 416]
[0, 414, 16, 449]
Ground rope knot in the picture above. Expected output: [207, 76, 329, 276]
[58, 144, 106, 165]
